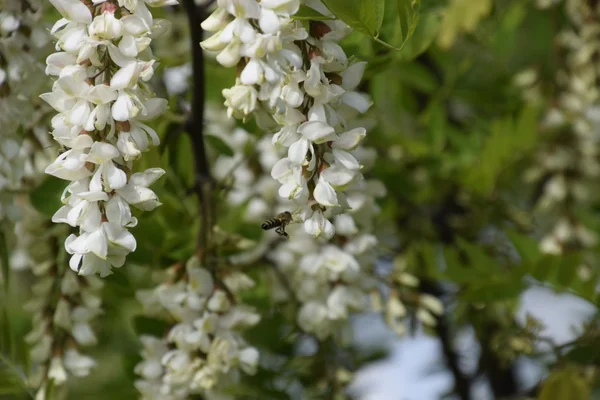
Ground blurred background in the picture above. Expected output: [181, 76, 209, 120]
[1, 0, 599, 399]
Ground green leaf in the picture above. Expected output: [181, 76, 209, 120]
[565, 342, 600, 365]
[463, 106, 539, 196]
[396, 10, 441, 61]
[455, 237, 498, 273]
[556, 252, 581, 289]
[29, 176, 65, 218]
[437, 0, 493, 49]
[322, 0, 385, 37]
[292, 5, 333, 20]
[530, 254, 560, 282]
[205, 135, 235, 157]
[396, 0, 421, 48]
[0, 367, 23, 396]
[539, 367, 591, 400]
[462, 280, 526, 303]
[506, 229, 542, 265]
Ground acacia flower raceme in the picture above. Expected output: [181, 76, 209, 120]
[134, 257, 260, 399]
[521, 0, 600, 254]
[202, 0, 373, 240]
[42, 0, 175, 276]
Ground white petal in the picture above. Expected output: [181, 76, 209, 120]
[332, 127, 366, 151]
[259, 9, 280, 34]
[288, 138, 309, 165]
[341, 91, 372, 113]
[138, 98, 168, 121]
[129, 168, 165, 186]
[87, 229, 108, 259]
[49, 0, 92, 23]
[104, 223, 137, 252]
[112, 91, 139, 121]
[341, 62, 367, 90]
[86, 142, 119, 163]
[118, 35, 138, 58]
[333, 149, 360, 170]
[240, 59, 263, 85]
[87, 84, 118, 104]
[216, 40, 242, 68]
[102, 162, 128, 190]
[201, 7, 229, 31]
[111, 62, 139, 90]
[271, 158, 293, 180]
[297, 121, 336, 144]
[45, 52, 77, 76]
[322, 166, 356, 187]
[314, 177, 338, 207]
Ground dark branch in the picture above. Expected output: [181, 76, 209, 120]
[420, 280, 473, 400]
[182, 0, 213, 263]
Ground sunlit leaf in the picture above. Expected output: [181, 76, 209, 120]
[539, 366, 591, 400]
[292, 5, 332, 20]
[437, 0, 493, 49]
[397, 11, 441, 61]
[396, 0, 421, 49]
[322, 0, 385, 37]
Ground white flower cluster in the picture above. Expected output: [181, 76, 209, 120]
[135, 257, 260, 399]
[10, 203, 101, 397]
[521, 0, 600, 254]
[384, 255, 443, 335]
[201, 0, 372, 240]
[266, 148, 387, 339]
[0, 0, 52, 221]
[207, 114, 386, 339]
[41, 0, 176, 277]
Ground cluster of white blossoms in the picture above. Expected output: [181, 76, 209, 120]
[265, 143, 386, 339]
[10, 202, 101, 398]
[519, 0, 600, 254]
[134, 256, 260, 399]
[206, 110, 387, 339]
[42, 0, 176, 277]
[201, 0, 372, 240]
[384, 255, 443, 335]
[0, 0, 52, 221]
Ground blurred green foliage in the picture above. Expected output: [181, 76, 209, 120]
[2, 0, 600, 399]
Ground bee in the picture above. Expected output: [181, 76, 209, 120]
[261, 211, 293, 239]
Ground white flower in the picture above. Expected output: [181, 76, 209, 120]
[222, 81, 258, 118]
[304, 209, 335, 239]
[44, 0, 172, 277]
[298, 301, 331, 339]
[89, 11, 124, 40]
[49, 0, 93, 24]
[63, 348, 97, 377]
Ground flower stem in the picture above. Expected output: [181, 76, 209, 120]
[182, 0, 213, 265]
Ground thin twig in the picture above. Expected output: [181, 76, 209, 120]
[182, 0, 213, 265]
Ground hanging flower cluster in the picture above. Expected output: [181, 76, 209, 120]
[10, 202, 101, 398]
[134, 256, 260, 399]
[201, 0, 372, 240]
[207, 115, 386, 339]
[520, 0, 600, 254]
[0, 0, 52, 221]
[266, 143, 390, 339]
[41, 0, 176, 277]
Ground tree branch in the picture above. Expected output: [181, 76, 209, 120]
[420, 280, 473, 400]
[182, 0, 213, 264]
